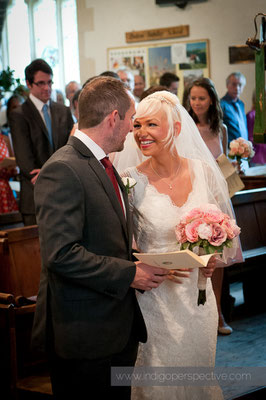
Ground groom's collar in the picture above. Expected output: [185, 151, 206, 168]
[73, 129, 106, 161]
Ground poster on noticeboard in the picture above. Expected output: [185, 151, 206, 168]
[107, 39, 210, 104]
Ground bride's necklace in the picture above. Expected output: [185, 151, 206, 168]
[150, 159, 181, 190]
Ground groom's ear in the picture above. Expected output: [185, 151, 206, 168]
[108, 109, 119, 129]
[174, 121, 181, 136]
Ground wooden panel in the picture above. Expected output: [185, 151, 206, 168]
[232, 188, 266, 206]
[233, 203, 263, 251]
[255, 201, 266, 240]
[241, 176, 266, 190]
[0, 225, 39, 244]
[0, 211, 23, 228]
[0, 226, 41, 298]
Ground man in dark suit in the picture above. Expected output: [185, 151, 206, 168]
[32, 76, 169, 399]
[9, 59, 73, 225]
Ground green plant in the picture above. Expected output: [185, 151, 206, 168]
[0, 67, 22, 99]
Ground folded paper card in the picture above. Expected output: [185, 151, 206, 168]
[133, 249, 216, 269]
[216, 154, 244, 197]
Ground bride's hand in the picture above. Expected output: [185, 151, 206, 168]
[201, 256, 216, 278]
[167, 268, 191, 284]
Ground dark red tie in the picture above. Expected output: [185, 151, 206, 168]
[101, 157, 124, 215]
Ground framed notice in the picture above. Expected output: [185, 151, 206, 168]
[107, 39, 210, 104]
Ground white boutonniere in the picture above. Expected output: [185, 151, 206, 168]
[121, 177, 137, 194]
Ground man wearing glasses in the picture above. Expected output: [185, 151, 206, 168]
[9, 58, 74, 225]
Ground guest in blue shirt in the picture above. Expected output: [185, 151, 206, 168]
[220, 72, 248, 143]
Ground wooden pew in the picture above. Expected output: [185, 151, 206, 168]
[0, 211, 23, 230]
[0, 225, 41, 297]
[0, 227, 52, 398]
[0, 293, 52, 399]
[225, 187, 266, 311]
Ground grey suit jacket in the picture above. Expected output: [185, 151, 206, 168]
[32, 136, 147, 360]
[9, 98, 73, 214]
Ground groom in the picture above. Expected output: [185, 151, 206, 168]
[32, 76, 169, 399]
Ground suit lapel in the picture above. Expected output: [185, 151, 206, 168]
[68, 137, 129, 241]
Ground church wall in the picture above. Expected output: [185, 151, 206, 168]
[76, 0, 266, 111]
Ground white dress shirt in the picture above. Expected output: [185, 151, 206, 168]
[73, 129, 126, 215]
[29, 93, 51, 125]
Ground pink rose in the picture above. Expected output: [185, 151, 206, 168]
[185, 219, 203, 243]
[220, 219, 235, 239]
[238, 145, 245, 155]
[175, 223, 187, 243]
[229, 140, 239, 152]
[203, 210, 224, 224]
[180, 207, 203, 224]
[198, 223, 212, 241]
[231, 219, 241, 237]
[209, 223, 227, 246]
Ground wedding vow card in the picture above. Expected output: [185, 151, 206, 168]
[216, 154, 244, 198]
[133, 249, 214, 269]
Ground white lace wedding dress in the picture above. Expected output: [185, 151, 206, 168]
[123, 159, 224, 400]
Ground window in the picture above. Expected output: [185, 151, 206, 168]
[2, 0, 80, 95]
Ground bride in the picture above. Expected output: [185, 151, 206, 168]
[122, 91, 240, 399]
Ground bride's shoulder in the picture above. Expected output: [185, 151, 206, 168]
[120, 166, 135, 179]
[121, 159, 150, 179]
[136, 159, 151, 175]
[189, 158, 211, 171]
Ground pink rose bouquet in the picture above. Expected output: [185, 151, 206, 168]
[228, 138, 255, 167]
[175, 204, 241, 305]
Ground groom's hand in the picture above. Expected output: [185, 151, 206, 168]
[131, 262, 169, 291]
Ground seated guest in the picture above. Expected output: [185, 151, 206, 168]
[159, 72, 180, 95]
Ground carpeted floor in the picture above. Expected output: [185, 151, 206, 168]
[216, 282, 266, 400]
